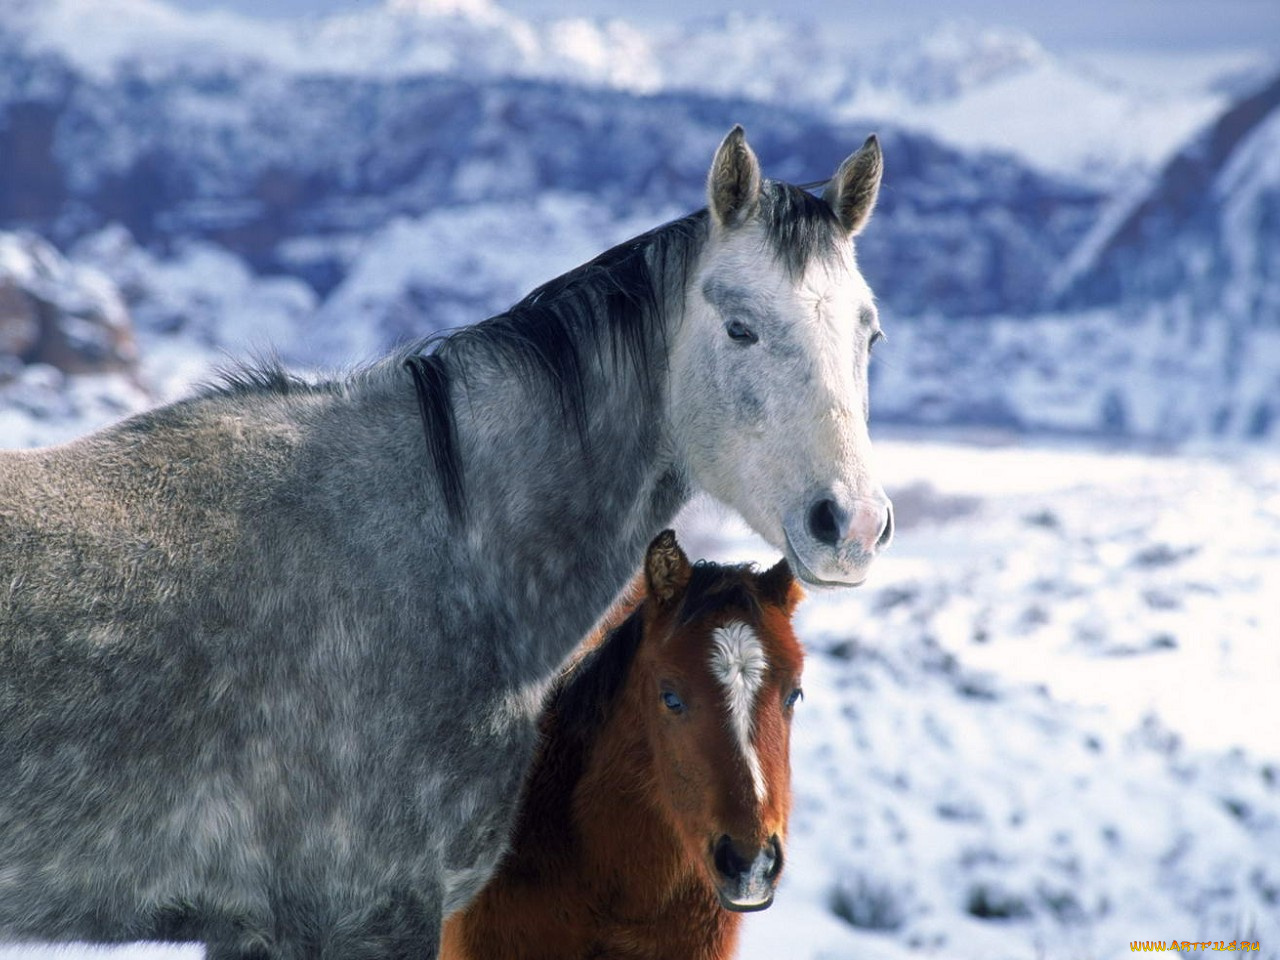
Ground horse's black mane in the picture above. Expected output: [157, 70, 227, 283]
[759, 180, 844, 276]
[199, 357, 336, 399]
[198, 181, 843, 520]
[408, 182, 843, 518]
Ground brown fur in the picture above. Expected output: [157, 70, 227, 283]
[442, 532, 805, 960]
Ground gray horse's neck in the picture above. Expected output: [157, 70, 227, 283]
[324, 302, 689, 688]
[441, 334, 687, 675]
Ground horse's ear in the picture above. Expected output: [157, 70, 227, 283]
[758, 557, 803, 614]
[645, 529, 692, 605]
[707, 125, 761, 229]
[823, 134, 883, 237]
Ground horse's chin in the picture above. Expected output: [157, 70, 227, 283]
[782, 531, 870, 589]
[716, 889, 775, 913]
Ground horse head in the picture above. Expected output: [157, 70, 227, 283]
[670, 126, 893, 587]
[633, 530, 805, 912]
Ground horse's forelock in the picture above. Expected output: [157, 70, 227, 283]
[758, 180, 846, 278]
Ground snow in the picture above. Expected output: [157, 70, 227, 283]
[14, 0, 298, 82]
[684, 436, 1280, 959]
[1076, 48, 1274, 98]
[312, 193, 677, 360]
[0, 234, 129, 331]
[71, 226, 318, 364]
[1214, 106, 1280, 323]
[868, 308, 1280, 442]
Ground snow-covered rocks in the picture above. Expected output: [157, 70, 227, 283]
[0, 231, 137, 378]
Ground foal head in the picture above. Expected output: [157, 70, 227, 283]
[669, 126, 893, 587]
[631, 531, 805, 912]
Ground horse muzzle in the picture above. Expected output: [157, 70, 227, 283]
[783, 492, 893, 587]
[712, 834, 783, 912]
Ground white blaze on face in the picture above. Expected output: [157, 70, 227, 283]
[710, 621, 768, 803]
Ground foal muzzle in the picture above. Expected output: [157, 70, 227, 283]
[712, 834, 783, 912]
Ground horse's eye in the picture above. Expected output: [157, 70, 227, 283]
[726, 319, 758, 345]
[784, 688, 804, 710]
[662, 690, 686, 714]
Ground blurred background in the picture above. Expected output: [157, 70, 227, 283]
[1, 1, 1278, 958]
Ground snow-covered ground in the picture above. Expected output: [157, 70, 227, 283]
[692, 436, 1280, 959]
[3, 379, 1278, 958]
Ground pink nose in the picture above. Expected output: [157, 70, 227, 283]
[806, 495, 893, 555]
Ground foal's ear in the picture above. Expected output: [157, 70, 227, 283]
[645, 529, 693, 605]
[708, 125, 762, 229]
[757, 558, 803, 614]
[823, 134, 883, 237]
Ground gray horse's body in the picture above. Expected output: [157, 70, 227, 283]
[0, 127, 891, 957]
[0, 344, 682, 954]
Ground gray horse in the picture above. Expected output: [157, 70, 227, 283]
[0, 127, 892, 958]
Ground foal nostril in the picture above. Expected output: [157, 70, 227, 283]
[876, 501, 894, 550]
[806, 498, 844, 547]
[713, 835, 750, 880]
[765, 835, 783, 879]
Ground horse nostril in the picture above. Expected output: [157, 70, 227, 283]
[713, 835, 750, 880]
[766, 835, 783, 879]
[876, 501, 894, 550]
[806, 498, 843, 547]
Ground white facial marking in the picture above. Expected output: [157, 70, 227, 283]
[710, 621, 768, 802]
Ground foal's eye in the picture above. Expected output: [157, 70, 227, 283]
[725, 319, 758, 345]
[784, 688, 804, 710]
[662, 690, 686, 714]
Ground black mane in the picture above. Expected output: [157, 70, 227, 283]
[677, 559, 765, 625]
[406, 181, 844, 519]
[199, 355, 336, 399]
[197, 182, 842, 519]
[759, 180, 844, 277]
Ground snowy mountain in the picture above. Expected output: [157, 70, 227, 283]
[1037, 69, 1280, 439]
[852, 66, 1280, 442]
[0, 24, 1102, 324]
[1060, 70, 1280, 314]
[0, 231, 137, 378]
[0, 0, 1244, 186]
